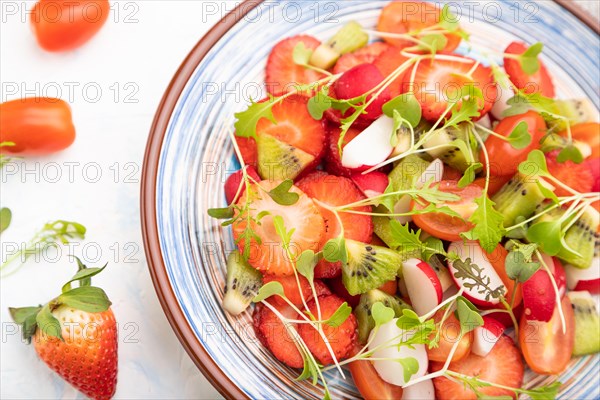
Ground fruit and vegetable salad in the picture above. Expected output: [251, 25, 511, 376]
[207, 2, 600, 399]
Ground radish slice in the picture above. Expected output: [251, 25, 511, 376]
[491, 86, 514, 120]
[402, 379, 434, 400]
[394, 158, 444, 224]
[369, 318, 428, 386]
[477, 113, 492, 130]
[565, 257, 600, 294]
[472, 316, 505, 356]
[342, 115, 394, 169]
[402, 258, 443, 316]
[447, 241, 507, 307]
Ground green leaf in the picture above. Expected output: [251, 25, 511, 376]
[207, 207, 234, 219]
[323, 236, 347, 264]
[462, 195, 505, 253]
[273, 215, 295, 250]
[253, 281, 284, 302]
[517, 149, 548, 177]
[268, 179, 300, 206]
[234, 98, 278, 139]
[371, 302, 395, 327]
[526, 382, 562, 400]
[456, 297, 483, 334]
[526, 220, 563, 255]
[324, 302, 352, 327]
[58, 286, 112, 313]
[422, 238, 445, 261]
[389, 220, 423, 253]
[506, 121, 532, 149]
[396, 309, 422, 330]
[397, 357, 420, 383]
[505, 250, 540, 283]
[0, 207, 11, 234]
[382, 93, 422, 128]
[536, 180, 560, 204]
[307, 89, 332, 120]
[36, 304, 63, 341]
[297, 353, 319, 383]
[296, 250, 318, 282]
[439, 4, 460, 31]
[519, 42, 543, 75]
[292, 41, 313, 65]
[9, 305, 42, 342]
[557, 144, 583, 164]
[419, 34, 448, 53]
[61, 263, 107, 293]
[458, 163, 483, 188]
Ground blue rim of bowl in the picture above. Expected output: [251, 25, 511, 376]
[140, 2, 599, 399]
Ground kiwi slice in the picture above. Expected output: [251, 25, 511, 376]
[309, 21, 369, 70]
[540, 133, 592, 159]
[223, 250, 262, 315]
[567, 291, 600, 356]
[355, 289, 412, 343]
[492, 173, 550, 227]
[342, 239, 402, 296]
[557, 208, 599, 269]
[545, 99, 596, 132]
[422, 124, 479, 172]
[256, 134, 314, 181]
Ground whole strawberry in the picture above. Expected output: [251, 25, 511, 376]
[10, 258, 117, 400]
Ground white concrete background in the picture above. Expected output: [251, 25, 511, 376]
[0, 1, 597, 399]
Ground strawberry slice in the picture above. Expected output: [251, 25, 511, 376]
[297, 294, 358, 365]
[411, 55, 497, 122]
[264, 274, 331, 307]
[224, 166, 260, 205]
[253, 302, 304, 368]
[504, 41, 555, 98]
[235, 136, 257, 166]
[296, 171, 373, 278]
[431, 335, 524, 399]
[333, 42, 390, 74]
[233, 180, 324, 276]
[265, 35, 325, 96]
[373, 46, 410, 98]
[256, 94, 326, 174]
[546, 150, 594, 196]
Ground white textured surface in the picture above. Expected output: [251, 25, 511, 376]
[0, 2, 224, 399]
[0, 1, 597, 399]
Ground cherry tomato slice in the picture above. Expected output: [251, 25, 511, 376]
[0, 98, 75, 155]
[31, 0, 110, 52]
[348, 354, 404, 400]
[560, 122, 600, 158]
[519, 296, 575, 375]
[483, 110, 547, 177]
[411, 180, 482, 241]
[427, 310, 473, 362]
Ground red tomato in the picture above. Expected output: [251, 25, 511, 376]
[560, 122, 600, 158]
[487, 244, 522, 307]
[484, 111, 547, 176]
[31, 0, 110, 52]
[411, 180, 482, 241]
[0, 98, 75, 155]
[519, 295, 575, 375]
[377, 1, 462, 53]
[348, 355, 404, 400]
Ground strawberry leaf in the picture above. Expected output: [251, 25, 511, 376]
[324, 302, 352, 327]
[62, 262, 107, 293]
[58, 286, 112, 313]
[9, 306, 42, 343]
[36, 304, 63, 341]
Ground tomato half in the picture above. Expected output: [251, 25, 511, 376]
[31, 0, 110, 52]
[0, 98, 75, 155]
[348, 356, 404, 400]
[411, 180, 482, 241]
[560, 122, 600, 158]
[484, 110, 547, 176]
[377, 1, 462, 53]
[519, 295, 575, 375]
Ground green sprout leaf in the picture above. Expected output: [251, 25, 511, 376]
[208, 207, 234, 219]
[268, 179, 300, 206]
[253, 281, 284, 302]
[323, 236, 347, 264]
[519, 42, 543, 75]
[439, 4, 460, 31]
[526, 220, 563, 256]
[324, 302, 352, 327]
[557, 144, 583, 164]
[419, 34, 448, 53]
[536, 180, 560, 204]
[397, 357, 420, 383]
[297, 250, 318, 282]
[273, 215, 295, 252]
[0, 207, 12, 234]
[518, 149, 548, 177]
[382, 93, 422, 128]
[396, 309, 422, 330]
[307, 89, 333, 120]
[506, 121, 532, 149]
[371, 302, 396, 327]
[458, 162, 483, 188]
[456, 297, 483, 334]
[292, 41, 313, 65]
[505, 250, 540, 283]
